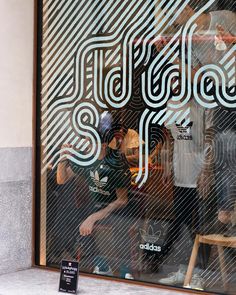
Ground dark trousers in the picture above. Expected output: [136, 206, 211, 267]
[75, 207, 133, 272]
[162, 186, 211, 269]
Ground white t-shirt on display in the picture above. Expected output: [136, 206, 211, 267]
[166, 100, 206, 188]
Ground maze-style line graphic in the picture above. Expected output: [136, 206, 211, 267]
[41, 0, 157, 173]
[40, 2, 236, 289]
[194, 45, 236, 108]
[41, 0, 236, 187]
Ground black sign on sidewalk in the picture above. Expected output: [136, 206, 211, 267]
[59, 260, 79, 294]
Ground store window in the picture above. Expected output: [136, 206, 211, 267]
[36, 0, 236, 293]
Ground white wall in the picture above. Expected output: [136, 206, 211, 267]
[0, 0, 34, 148]
[0, 0, 34, 275]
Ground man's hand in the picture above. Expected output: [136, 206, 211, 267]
[79, 216, 96, 236]
[216, 24, 235, 46]
[161, 141, 173, 185]
[162, 166, 172, 185]
[197, 170, 215, 199]
[218, 210, 232, 224]
[155, 36, 169, 52]
[60, 143, 73, 158]
[57, 143, 75, 184]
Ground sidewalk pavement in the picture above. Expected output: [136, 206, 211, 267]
[0, 268, 193, 295]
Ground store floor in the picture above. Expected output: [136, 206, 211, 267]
[0, 268, 193, 295]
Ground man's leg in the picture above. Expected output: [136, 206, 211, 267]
[95, 212, 134, 278]
[158, 187, 197, 285]
[214, 131, 236, 235]
[161, 186, 189, 261]
[185, 189, 211, 270]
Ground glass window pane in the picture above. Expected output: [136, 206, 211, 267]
[36, 1, 236, 293]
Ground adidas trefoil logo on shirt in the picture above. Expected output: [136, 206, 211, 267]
[90, 170, 108, 188]
[89, 170, 110, 196]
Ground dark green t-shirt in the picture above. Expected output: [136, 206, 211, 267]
[70, 148, 131, 211]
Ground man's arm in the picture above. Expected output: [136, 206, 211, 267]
[216, 24, 236, 46]
[196, 108, 217, 198]
[215, 24, 236, 60]
[79, 188, 129, 236]
[56, 143, 75, 184]
[160, 129, 174, 184]
[89, 188, 128, 221]
[155, 38, 202, 84]
[57, 161, 75, 184]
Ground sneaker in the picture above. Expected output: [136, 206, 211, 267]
[93, 265, 113, 276]
[120, 265, 134, 279]
[158, 269, 185, 285]
[93, 256, 113, 276]
[124, 273, 134, 280]
[189, 273, 204, 290]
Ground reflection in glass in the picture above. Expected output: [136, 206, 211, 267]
[38, 1, 236, 294]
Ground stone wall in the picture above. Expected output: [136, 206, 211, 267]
[0, 0, 34, 274]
